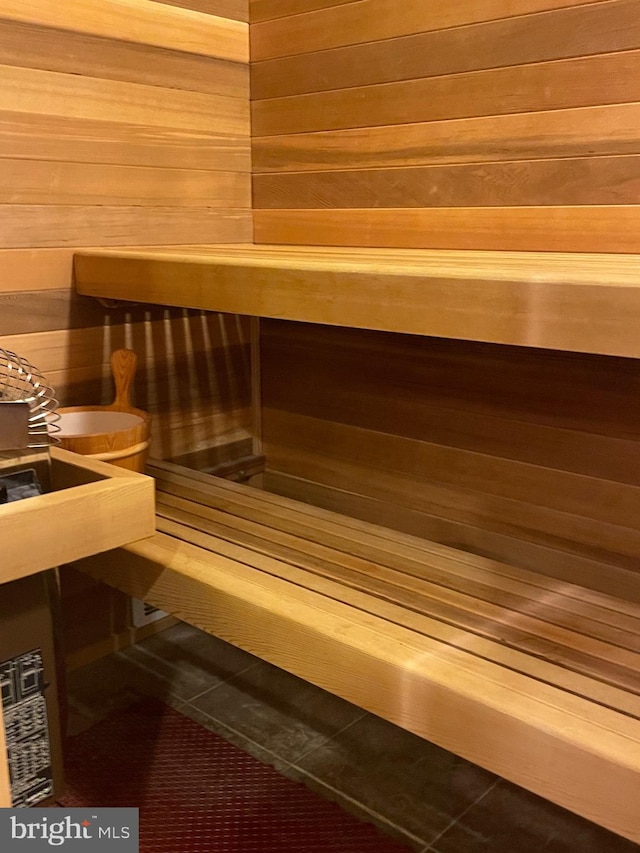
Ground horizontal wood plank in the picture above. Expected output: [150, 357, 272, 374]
[262, 469, 640, 603]
[252, 50, 640, 136]
[0, 0, 249, 63]
[251, 0, 610, 61]
[150, 462, 640, 615]
[0, 248, 75, 291]
[253, 155, 640, 208]
[0, 289, 116, 334]
[252, 0, 640, 98]
[262, 409, 640, 540]
[262, 324, 640, 483]
[252, 104, 640, 173]
[0, 245, 251, 293]
[0, 112, 250, 172]
[0, 19, 249, 98]
[250, 0, 357, 23]
[0, 206, 251, 248]
[0, 159, 251, 207]
[0, 65, 250, 135]
[74, 244, 640, 356]
[253, 206, 640, 253]
[153, 0, 248, 21]
[262, 437, 640, 571]
[262, 320, 640, 439]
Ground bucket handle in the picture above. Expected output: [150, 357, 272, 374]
[110, 348, 137, 410]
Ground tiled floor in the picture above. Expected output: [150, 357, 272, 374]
[66, 622, 640, 853]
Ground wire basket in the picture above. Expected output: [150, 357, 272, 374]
[0, 348, 60, 446]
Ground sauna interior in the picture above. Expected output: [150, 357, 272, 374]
[3, 1, 640, 850]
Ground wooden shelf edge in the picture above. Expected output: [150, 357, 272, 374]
[0, 448, 155, 586]
[74, 246, 640, 358]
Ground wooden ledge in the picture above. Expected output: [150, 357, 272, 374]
[74, 244, 640, 358]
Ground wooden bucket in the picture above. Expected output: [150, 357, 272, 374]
[57, 349, 151, 472]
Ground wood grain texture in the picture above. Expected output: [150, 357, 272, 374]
[252, 104, 640, 173]
[0, 207, 251, 248]
[253, 206, 640, 253]
[253, 156, 640, 208]
[1, 0, 252, 673]
[250, 0, 610, 60]
[262, 409, 640, 547]
[252, 50, 640, 136]
[0, 248, 75, 291]
[73, 245, 640, 356]
[0, 112, 250, 172]
[0, 65, 249, 135]
[0, 449, 155, 585]
[262, 321, 640, 480]
[0, 289, 116, 334]
[74, 467, 640, 843]
[150, 477, 640, 687]
[0, 20, 249, 98]
[252, 0, 640, 98]
[0, 0, 249, 62]
[250, 0, 358, 23]
[263, 469, 640, 604]
[1, 314, 250, 397]
[153, 0, 248, 21]
[0, 160, 251, 207]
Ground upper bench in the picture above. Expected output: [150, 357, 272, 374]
[74, 244, 640, 359]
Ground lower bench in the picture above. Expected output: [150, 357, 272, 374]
[73, 460, 640, 843]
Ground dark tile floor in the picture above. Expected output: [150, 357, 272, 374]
[66, 622, 640, 853]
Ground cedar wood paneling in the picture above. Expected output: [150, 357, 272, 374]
[251, 0, 640, 591]
[0, 0, 251, 663]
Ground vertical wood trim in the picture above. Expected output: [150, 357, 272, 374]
[251, 316, 263, 455]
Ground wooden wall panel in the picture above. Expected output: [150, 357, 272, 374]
[1, 0, 250, 664]
[250, 0, 356, 22]
[261, 321, 640, 589]
[252, 104, 640, 173]
[0, 112, 250, 172]
[1, 65, 248, 135]
[253, 156, 640, 209]
[3, 161, 251, 207]
[250, 0, 610, 60]
[154, 0, 248, 21]
[253, 51, 640, 136]
[251, 0, 640, 252]
[252, 0, 640, 99]
[252, 1, 640, 592]
[253, 207, 640, 253]
[2, 0, 248, 62]
[0, 20, 248, 97]
[0, 207, 250, 249]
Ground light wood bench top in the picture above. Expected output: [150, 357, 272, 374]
[75, 460, 640, 843]
[74, 244, 640, 358]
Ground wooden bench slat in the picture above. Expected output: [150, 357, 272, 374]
[150, 459, 640, 619]
[156, 499, 640, 699]
[152, 510, 640, 720]
[152, 469, 640, 638]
